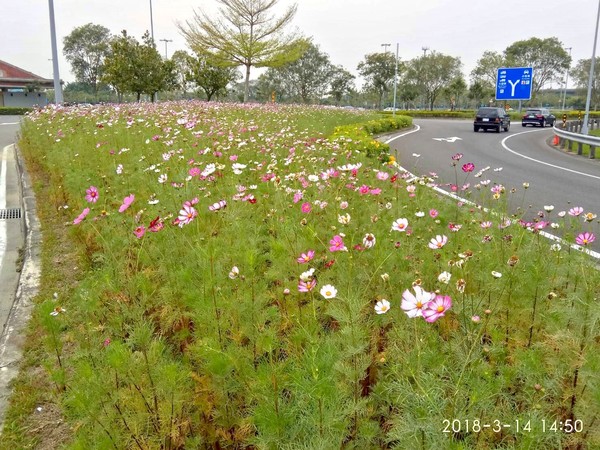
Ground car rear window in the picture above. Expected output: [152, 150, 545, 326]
[526, 110, 541, 114]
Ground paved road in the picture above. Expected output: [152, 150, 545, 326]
[387, 118, 600, 253]
[0, 117, 24, 333]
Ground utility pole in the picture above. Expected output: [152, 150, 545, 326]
[149, 0, 155, 44]
[392, 43, 399, 116]
[562, 47, 572, 111]
[48, 0, 63, 103]
[381, 43, 391, 54]
[160, 39, 173, 59]
[583, 0, 600, 135]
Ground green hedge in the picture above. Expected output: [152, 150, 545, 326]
[0, 107, 32, 115]
[329, 115, 412, 158]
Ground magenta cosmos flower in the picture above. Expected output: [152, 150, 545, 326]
[422, 295, 452, 323]
[576, 232, 595, 246]
[85, 186, 99, 203]
[73, 207, 90, 225]
[462, 162, 475, 173]
[297, 250, 315, 264]
[301, 202, 312, 213]
[118, 194, 135, 213]
[401, 286, 435, 318]
[428, 235, 448, 249]
[329, 235, 347, 252]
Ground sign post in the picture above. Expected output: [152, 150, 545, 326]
[496, 67, 533, 112]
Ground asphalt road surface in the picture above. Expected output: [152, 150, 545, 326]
[386, 118, 600, 255]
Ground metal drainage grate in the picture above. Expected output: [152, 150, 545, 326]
[0, 208, 22, 220]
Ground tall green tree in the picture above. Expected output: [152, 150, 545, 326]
[405, 51, 462, 110]
[102, 31, 174, 102]
[258, 42, 334, 103]
[188, 53, 241, 101]
[571, 58, 600, 110]
[63, 23, 111, 97]
[357, 52, 398, 109]
[178, 0, 309, 103]
[329, 66, 355, 105]
[170, 50, 194, 97]
[504, 37, 571, 104]
[443, 76, 467, 110]
[470, 51, 505, 93]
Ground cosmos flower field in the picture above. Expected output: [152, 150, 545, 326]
[7, 101, 600, 449]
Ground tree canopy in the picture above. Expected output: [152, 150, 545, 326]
[357, 52, 398, 108]
[63, 23, 111, 96]
[178, 0, 309, 102]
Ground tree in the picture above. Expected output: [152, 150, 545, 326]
[443, 77, 467, 110]
[504, 37, 571, 104]
[63, 23, 111, 97]
[357, 52, 398, 109]
[571, 58, 600, 110]
[258, 42, 334, 103]
[102, 31, 174, 102]
[170, 50, 194, 96]
[468, 81, 493, 108]
[178, 0, 309, 103]
[404, 51, 462, 110]
[470, 51, 505, 93]
[188, 53, 241, 101]
[329, 66, 355, 105]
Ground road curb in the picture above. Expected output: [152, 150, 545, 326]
[0, 143, 41, 430]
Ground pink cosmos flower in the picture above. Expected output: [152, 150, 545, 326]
[329, 235, 347, 252]
[376, 171, 389, 181]
[73, 207, 90, 225]
[369, 188, 382, 195]
[178, 203, 197, 226]
[133, 226, 146, 239]
[301, 202, 312, 213]
[451, 153, 463, 161]
[293, 191, 303, 203]
[119, 194, 135, 213]
[422, 295, 453, 323]
[85, 186, 99, 203]
[148, 216, 164, 233]
[428, 235, 448, 249]
[480, 221, 492, 229]
[462, 162, 475, 173]
[568, 206, 584, 217]
[401, 286, 435, 318]
[208, 200, 227, 211]
[391, 218, 409, 232]
[298, 279, 317, 292]
[358, 185, 371, 194]
[297, 250, 315, 264]
[575, 232, 596, 246]
[429, 209, 438, 219]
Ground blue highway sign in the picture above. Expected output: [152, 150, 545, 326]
[496, 67, 533, 101]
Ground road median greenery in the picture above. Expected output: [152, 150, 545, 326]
[3, 101, 599, 449]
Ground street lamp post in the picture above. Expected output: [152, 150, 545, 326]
[582, 0, 600, 135]
[160, 39, 173, 59]
[48, 0, 63, 104]
[392, 43, 399, 116]
[149, 0, 155, 43]
[562, 47, 572, 111]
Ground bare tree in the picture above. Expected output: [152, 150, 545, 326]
[179, 0, 308, 102]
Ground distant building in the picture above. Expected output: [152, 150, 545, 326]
[0, 60, 54, 107]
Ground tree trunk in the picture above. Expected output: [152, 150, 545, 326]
[244, 64, 251, 103]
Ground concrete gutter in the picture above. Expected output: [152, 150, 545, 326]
[0, 143, 41, 428]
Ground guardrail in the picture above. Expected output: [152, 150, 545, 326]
[552, 120, 600, 159]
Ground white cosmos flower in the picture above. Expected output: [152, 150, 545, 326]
[438, 271, 451, 284]
[375, 299, 391, 314]
[320, 284, 337, 299]
[300, 268, 316, 282]
[544, 205, 554, 212]
[338, 213, 351, 224]
[391, 218, 409, 232]
[491, 271, 502, 278]
[158, 174, 168, 184]
[229, 266, 240, 279]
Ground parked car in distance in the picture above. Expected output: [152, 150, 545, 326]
[473, 107, 511, 133]
[521, 108, 555, 127]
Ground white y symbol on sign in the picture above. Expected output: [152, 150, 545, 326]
[508, 79, 520, 96]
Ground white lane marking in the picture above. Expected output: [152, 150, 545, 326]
[502, 130, 600, 181]
[0, 123, 19, 126]
[388, 130, 600, 260]
[384, 124, 421, 144]
[433, 136, 462, 142]
[0, 146, 7, 272]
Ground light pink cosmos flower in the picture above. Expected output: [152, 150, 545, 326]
[297, 250, 315, 264]
[178, 203, 197, 226]
[298, 279, 317, 292]
[568, 206, 584, 217]
[293, 191, 303, 203]
[401, 286, 435, 318]
[480, 221, 492, 229]
[576, 232, 596, 246]
[208, 200, 227, 211]
[391, 218, 409, 232]
[376, 171, 389, 181]
[133, 226, 146, 239]
[329, 235, 347, 252]
[73, 207, 90, 225]
[422, 295, 453, 323]
[428, 235, 448, 249]
[85, 186, 99, 203]
[119, 194, 135, 213]
[362, 233, 376, 249]
[429, 209, 439, 219]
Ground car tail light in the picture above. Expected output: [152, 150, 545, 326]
[536, 114, 543, 119]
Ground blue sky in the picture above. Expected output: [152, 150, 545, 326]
[2, 0, 598, 87]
